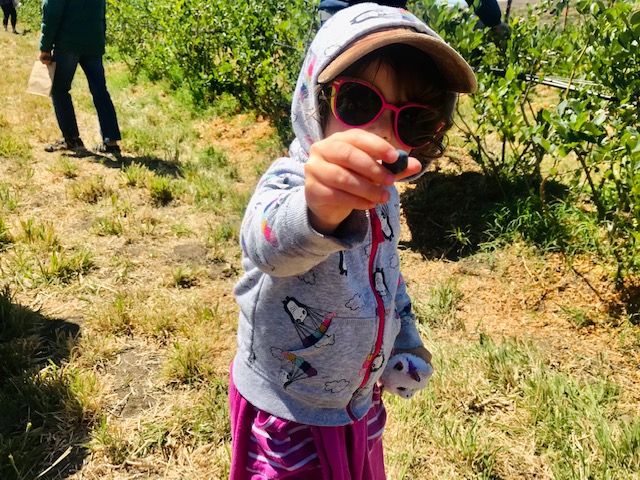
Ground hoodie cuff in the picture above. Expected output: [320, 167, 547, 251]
[393, 319, 424, 350]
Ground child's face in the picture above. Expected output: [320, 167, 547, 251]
[323, 62, 408, 151]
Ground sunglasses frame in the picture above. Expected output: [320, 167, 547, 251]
[329, 77, 438, 151]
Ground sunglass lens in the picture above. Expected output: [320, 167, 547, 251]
[397, 106, 438, 148]
[334, 82, 382, 126]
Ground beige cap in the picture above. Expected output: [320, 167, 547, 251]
[317, 27, 477, 93]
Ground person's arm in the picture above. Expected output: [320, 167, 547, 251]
[466, 0, 511, 42]
[350, 0, 407, 7]
[39, 51, 53, 64]
[318, 0, 350, 13]
[39, 0, 65, 54]
[239, 157, 369, 277]
[320, 0, 408, 14]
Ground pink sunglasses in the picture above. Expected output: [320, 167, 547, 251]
[329, 78, 443, 150]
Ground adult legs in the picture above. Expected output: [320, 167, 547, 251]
[9, 5, 16, 30]
[2, 5, 17, 31]
[50, 50, 82, 141]
[79, 55, 121, 143]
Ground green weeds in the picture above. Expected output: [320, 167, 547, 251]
[50, 157, 80, 179]
[148, 175, 174, 206]
[0, 135, 32, 160]
[387, 333, 640, 478]
[415, 278, 465, 330]
[120, 162, 152, 187]
[93, 215, 124, 236]
[0, 217, 12, 249]
[171, 267, 197, 289]
[0, 184, 18, 212]
[164, 339, 217, 384]
[0, 287, 99, 479]
[69, 175, 113, 204]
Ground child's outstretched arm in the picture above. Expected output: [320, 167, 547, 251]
[305, 129, 421, 235]
[239, 130, 421, 276]
[240, 159, 359, 277]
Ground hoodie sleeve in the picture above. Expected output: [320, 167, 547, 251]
[240, 157, 369, 277]
[39, 0, 66, 52]
[393, 273, 424, 350]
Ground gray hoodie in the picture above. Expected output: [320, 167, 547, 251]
[232, 3, 445, 427]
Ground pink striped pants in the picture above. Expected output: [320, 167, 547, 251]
[229, 373, 386, 479]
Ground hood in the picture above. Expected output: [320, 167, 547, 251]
[289, 2, 475, 166]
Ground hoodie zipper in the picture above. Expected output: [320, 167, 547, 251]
[347, 208, 386, 422]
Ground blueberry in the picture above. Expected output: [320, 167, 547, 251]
[383, 149, 408, 175]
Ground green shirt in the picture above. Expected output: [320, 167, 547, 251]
[39, 0, 107, 56]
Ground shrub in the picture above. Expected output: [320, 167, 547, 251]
[106, 0, 315, 135]
[413, 0, 640, 281]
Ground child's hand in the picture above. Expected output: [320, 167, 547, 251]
[305, 130, 421, 235]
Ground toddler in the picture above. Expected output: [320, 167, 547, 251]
[230, 3, 476, 479]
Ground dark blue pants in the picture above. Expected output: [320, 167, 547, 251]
[1, 4, 17, 29]
[51, 50, 121, 143]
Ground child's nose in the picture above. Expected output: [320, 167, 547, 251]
[367, 109, 396, 145]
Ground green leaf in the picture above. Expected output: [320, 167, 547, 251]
[558, 100, 568, 115]
[505, 67, 515, 82]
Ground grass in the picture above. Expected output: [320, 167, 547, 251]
[385, 330, 640, 478]
[1, 26, 639, 480]
[415, 278, 465, 330]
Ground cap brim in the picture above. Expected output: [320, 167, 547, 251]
[317, 28, 477, 93]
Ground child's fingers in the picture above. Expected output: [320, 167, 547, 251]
[306, 178, 380, 212]
[305, 170, 380, 234]
[381, 149, 409, 175]
[327, 128, 398, 160]
[305, 159, 390, 208]
[311, 130, 397, 185]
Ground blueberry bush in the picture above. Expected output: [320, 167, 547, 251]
[413, 0, 639, 283]
[106, 0, 315, 133]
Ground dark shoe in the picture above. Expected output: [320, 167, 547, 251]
[44, 138, 85, 153]
[93, 142, 121, 156]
